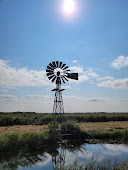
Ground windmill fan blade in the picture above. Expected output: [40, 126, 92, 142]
[60, 62, 62, 68]
[61, 76, 65, 83]
[66, 73, 78, 80]
[49, 63, 55, 69]
[63, 75, 68, 82]
[63, 66, 69, 70]
[64, 69, 70, 72]
[58, 61, 60, 68]
[48, 74, 55, 80]
[46, 69, 54, 73]
[61, 63, 66, 69]
[56, 61, 59, 68]
[47, 72, 54, 77]
[51, 76, 56, 83]
[47, 66, 54, 71]
[52, 61, 56, 68]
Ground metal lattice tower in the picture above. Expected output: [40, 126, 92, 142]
[53, 83, 64, 121]
[46, 61, 78, 122]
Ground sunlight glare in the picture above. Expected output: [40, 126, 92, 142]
[63, 0, 75, 15]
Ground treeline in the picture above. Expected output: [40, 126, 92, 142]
[0, 112, 128, 126]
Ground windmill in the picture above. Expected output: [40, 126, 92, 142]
[46, 61, 78, 121]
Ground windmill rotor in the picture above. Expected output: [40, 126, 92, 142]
[46, 61, 78, 84]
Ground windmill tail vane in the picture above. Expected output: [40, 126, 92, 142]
[46, 61, 78, 121]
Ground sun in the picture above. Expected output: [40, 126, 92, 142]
[63, 0, 75, 15]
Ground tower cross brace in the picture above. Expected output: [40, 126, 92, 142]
[52, 78, 65, 122]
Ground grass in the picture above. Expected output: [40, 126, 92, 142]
[0, 112, 52, 126]
[0, 131, 60, 157]
[78, 121, 128, 132]
[0, 122, 60, 157]
[61, 120, 128, 142]
[0, 113, 128, 157]
[0, 120, 128, 169]
[0, 112, 128, 126]
[0, 125, 48, 135]
[0, 120, 128, 144]
[65, 112, 128, 122]
[67, 158, 128, 170]
[78, 121, 128, 142]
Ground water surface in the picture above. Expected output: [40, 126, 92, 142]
[18, 143, 128, 169]
[0, 142, 128, 169]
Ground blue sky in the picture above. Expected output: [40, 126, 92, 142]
[0, 0, 128, 112]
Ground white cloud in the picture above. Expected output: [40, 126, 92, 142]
[36, 153, 52, 167]
[68, 75, 88, 83]
[69, 67, 114, 84]
[26, 95, 53, 99]
[97, 76, 114, 81]
[72, 60, 78, 63]
[61, 86, 71, 89]
[63, 95, 85, 101]
[69, 66, 89, 84]
[97, 78, 128, 89]
[88, 72, 99, 78]
[0, 89, 8, 92]
[86, 98, 107, 102]
[86, 68, 100, 78]
[63, 95, 108, 102]
[0, 60, 89, 88]
[110, 56, 128, 69]
[0, 59, 50, 87]
[70, 66, 84, 74]
[120, 99, 128, 102]
[78, 75, 88, 83]
[0, 94, 18, 101]
[103, 144, 128, 153]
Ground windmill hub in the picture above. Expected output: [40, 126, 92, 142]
[57, 71, 60, 76]
[46, 61, 78, 121]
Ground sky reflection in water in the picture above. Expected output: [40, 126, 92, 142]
[19, 143, 128, 170]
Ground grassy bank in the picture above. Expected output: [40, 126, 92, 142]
[0, 126, 60, 157]
[0, 112, 128, 126]
[0, 120, 128, 146]
[0, 121, 128, 164]
[63, 121, 128, 143]
[0, 120, 128, 169]
[0, 121, 128, 144]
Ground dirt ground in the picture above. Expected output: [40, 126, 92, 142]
[0, 125, 48, 135]
[78, 121, 128, 132]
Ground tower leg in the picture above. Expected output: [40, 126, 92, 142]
[53, 84, 64, 123]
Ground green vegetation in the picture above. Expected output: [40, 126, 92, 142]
[62, 120, 128, 143]
[67, 158, 128, 170]
[0, 112, 128, 126]
[0, 127, 60, 157]
[0, 112, 52, 126]
[0, 120, 127, 158]
[0, 120, 128, 169]
[65, 112, 128, 122]
[87, 129, 128, 143]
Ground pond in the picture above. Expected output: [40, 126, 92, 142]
[0, 141, 128, 169]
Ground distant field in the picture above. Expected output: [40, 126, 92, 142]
[0, 112, 128, 126]
[0, 125, 48, 135]
[78, 121, 128, 132]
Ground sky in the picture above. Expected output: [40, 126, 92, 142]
[0, 0, 128, 112]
